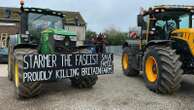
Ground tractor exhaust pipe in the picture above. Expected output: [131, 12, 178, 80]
[20, 0, 24, 12]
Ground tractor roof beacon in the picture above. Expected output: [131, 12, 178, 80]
[8, 0, 113, 98]
[122, 5, 194, 94]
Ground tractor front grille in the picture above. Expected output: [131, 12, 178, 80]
[54, 40, 77, 53]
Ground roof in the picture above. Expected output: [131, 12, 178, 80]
[62, 11, 86, 26]
[0, 7, 86, 26]
[141, 5, 194, 16]
[0, 7, 20, 22]
[154, 5, 194, 10]
[24, 7, 64, 17]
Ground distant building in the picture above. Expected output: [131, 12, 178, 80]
[0, 7, 20, 47]
[0, 7, 87, 47]
[63, 11, 86, 46]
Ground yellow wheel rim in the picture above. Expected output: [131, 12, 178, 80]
[122, 53, 129, 70]
[15, 63, 19, 88]
[145, 56, 158, 83]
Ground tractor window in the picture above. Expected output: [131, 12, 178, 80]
[155, 20, 165, 29]
[28, 13, 63, 41]
[155, 20, 166, 39]
[142, 15, 149, 30]
[167, 20, 177, 31]
[179, 14, 190, 28]
[140, 15, 149, 40]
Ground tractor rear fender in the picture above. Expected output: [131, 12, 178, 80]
[144, 40, 172, 51]
[139, 40, 173, 71]
[140, 40, 173, 67]
[8, 43, 38, 82]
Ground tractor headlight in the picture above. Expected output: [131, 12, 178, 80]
[21, 34, 29, 42]
[53, 35, 65, 41]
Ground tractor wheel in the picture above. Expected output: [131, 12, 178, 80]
[8, 46, 13, 81]
[143, 46, 183, 94]
[122, 47, 139, 76]
[70, 48, 98, 88]
[14, 48, 42, 98]
[70, 75, 98, 88]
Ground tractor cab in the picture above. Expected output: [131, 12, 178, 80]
[20, 7, 77, 42]
[20, 8, 64, 42]
[137, 5, 194, 41]
[17, 1, 77, 54]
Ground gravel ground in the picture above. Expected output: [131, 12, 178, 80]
[0, 55, 194, 110]
[0, 64, 8, 77]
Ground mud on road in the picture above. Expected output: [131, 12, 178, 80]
[0, 55, 194, 110]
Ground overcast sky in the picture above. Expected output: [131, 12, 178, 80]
[0, 0, 194, 32]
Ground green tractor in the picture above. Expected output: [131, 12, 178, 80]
[122, 5, 194, 94]
[8, 1, 113, 98]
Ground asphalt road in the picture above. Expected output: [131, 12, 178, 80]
[0, 56, 194, 110]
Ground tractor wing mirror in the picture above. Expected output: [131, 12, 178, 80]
[137, 15, 143, 27]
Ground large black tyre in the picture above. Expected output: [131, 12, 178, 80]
[122, 47, 139, 76]
[14, 49, 42, 98]
[143, 46, 183, 94]
[8, 36, 17, 81]
[8, 46, 13, 81]
[71, 75, 98, 88]
[70, 48, 98, 88]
